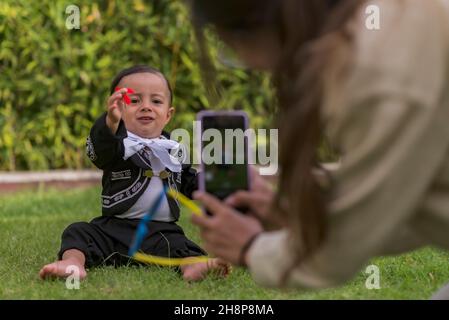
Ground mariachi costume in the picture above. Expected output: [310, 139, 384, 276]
[57, 112, 205, 267]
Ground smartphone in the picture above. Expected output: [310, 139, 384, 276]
[197, 111, 250, 213]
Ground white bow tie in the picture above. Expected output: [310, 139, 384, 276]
[123, 131, 182, 172]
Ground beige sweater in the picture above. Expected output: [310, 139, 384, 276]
[247, 0, 449, 288]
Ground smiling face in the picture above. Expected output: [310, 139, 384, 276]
[117, 72, 174, 139]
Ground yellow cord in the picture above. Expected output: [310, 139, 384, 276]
[133, 252, 209, 266]
[166, 189, 203, 216]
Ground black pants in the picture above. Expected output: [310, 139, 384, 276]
[58, 216, 206, 268]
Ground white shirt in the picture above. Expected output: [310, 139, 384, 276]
[117, 133, 175, 221]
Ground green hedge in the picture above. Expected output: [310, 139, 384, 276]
[0, 0, 276, 170]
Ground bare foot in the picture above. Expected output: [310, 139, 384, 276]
[39, 259, 87, 280]
[181, 258, 231, 282]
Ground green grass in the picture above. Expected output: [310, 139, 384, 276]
[1, 186, 449, 299]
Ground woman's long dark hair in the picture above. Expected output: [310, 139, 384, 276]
[189, 0, 363, 283]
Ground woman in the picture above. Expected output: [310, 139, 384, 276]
[187, 0, 449, 292]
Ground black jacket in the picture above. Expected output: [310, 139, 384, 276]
[85, 112, 197, 220]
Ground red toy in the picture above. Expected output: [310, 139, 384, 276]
[115, 86, 135, 105]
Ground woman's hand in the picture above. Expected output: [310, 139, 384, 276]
[106, 88, 127, 134]
[225, 167, 283, 229]
[192, 191, 264, 266]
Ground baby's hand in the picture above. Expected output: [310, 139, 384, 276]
[107, 88, 127, 123]
[106, 88, 127, 134]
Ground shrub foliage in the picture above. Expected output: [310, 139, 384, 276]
[0, 0, 276, 170]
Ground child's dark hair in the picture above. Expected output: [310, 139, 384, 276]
[109, 65, 173, 105]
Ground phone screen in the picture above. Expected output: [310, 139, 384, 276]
[201, 114, 249, 200]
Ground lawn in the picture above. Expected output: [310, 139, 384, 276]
[1, 186, 449, 300]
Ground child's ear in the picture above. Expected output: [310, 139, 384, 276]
[165, 106, 175, 124]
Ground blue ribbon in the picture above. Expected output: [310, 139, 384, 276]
[128, 184, 168, 256]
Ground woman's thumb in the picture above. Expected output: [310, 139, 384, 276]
[225, 191, 252, 207]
